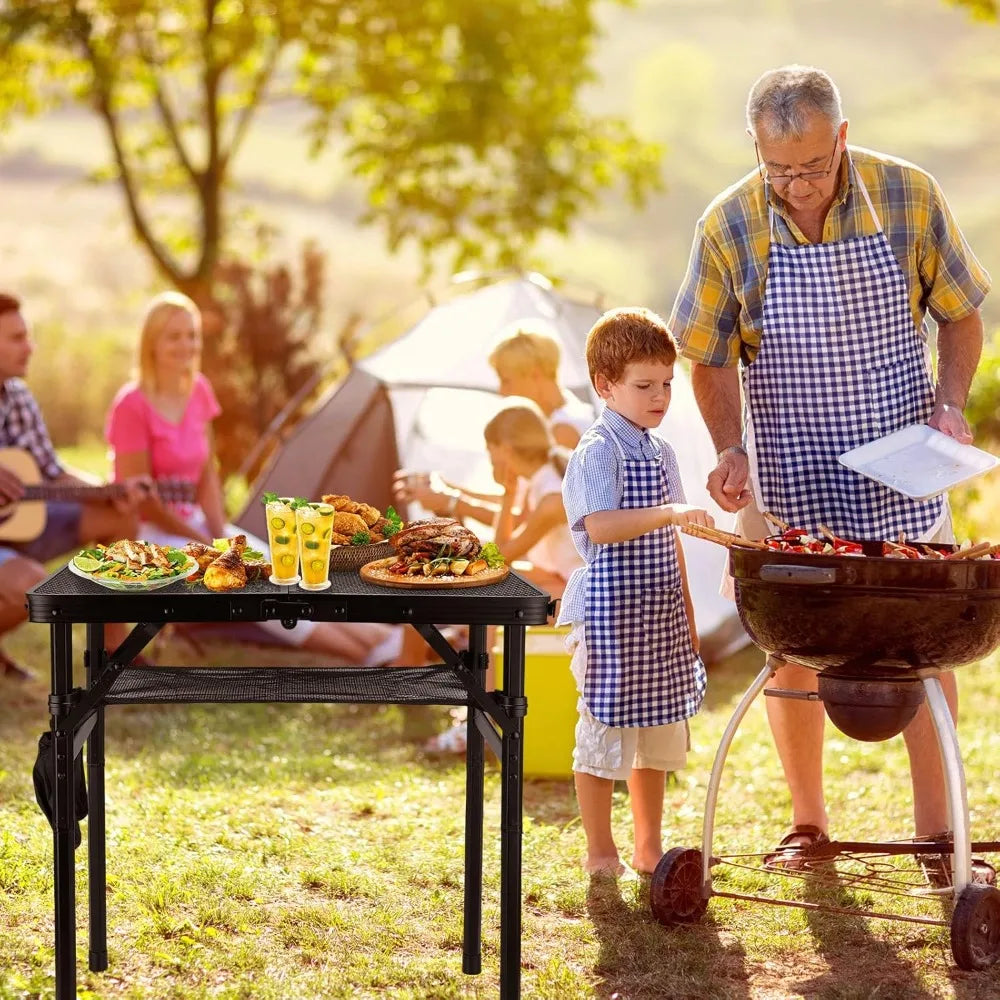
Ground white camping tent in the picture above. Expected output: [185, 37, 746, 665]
[238, 273, 744, 652]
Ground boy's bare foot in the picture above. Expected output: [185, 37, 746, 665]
[632, 851, 666, 875]
[584, 857, 625, 877]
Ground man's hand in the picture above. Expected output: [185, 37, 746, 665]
[928, 402, 973, 445]
[707, 447, 752, 513]
[663, 504, 715, 528]
[0, 465, 25, 507]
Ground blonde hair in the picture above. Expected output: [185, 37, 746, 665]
[138, 291, 202, 393]
[483, 397, 569, 477]
[585, 307, 676, 389]
[488, 319, 562, 381]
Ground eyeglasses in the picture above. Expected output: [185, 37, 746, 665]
[754, 137, 839, 187]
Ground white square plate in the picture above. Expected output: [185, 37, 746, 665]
[838, 424, 999, 500]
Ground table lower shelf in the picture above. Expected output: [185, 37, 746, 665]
[100, 665, 471, 706]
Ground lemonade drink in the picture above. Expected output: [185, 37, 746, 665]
[296, 502, 334, 591]
[266, 497, 300, 585]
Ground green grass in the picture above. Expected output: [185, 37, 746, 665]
[2, 630, 1000, 999]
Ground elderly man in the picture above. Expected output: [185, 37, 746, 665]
[0, 292, 143, 681]
[669, 66, 991, 875]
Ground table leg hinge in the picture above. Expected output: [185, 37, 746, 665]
[457, 651, 490, 673]
[497, 695, 528, 718]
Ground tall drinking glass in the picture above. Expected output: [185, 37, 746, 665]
[296, 501, 334, 591]
[266, 496, 300, 585]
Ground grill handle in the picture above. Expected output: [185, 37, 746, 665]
[759, 564, 837, 585]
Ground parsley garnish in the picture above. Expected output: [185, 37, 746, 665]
[384, 505, 403, 538]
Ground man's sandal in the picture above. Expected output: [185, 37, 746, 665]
[764, 824, 832, 871]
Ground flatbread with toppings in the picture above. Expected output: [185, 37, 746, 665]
[360, 557, 509, 589]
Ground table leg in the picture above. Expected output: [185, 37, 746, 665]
[50, 622, 77, 1000]
[499, 625, 525, 1000]
[462, 624, 486, 975]
[86, 624, 108, 971]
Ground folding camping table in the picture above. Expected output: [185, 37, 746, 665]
[27, 567, 553, 1000]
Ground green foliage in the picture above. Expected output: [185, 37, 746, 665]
[0, 0, 661, 284]
[945, 0, 998, 20]
[966, 326, 1000, 447]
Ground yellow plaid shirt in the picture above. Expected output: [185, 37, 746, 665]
[670, 145, 992, 367]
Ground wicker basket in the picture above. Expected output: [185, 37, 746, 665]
[328, 540, 394, 573]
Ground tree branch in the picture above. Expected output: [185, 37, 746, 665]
[69, 3, 182, 286]
[135, 29, 200, 184]
[223, 40, 282, 168]
[196, 0, 223, 282]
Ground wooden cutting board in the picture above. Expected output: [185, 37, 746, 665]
[359, 557, 510, 589]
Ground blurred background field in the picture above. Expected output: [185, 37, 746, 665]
[1, 0, 998, 494]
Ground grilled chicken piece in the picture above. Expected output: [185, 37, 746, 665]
[181, 541, 218, 574]
[391, 518, 480, 559]
[104, 539, 173, 569]
[203, 546, 247, 592]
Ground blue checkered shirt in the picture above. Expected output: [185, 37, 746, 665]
[0, 378, 63, 479]
[557, 406, 686, 625]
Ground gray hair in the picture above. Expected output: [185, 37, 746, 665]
[746, 65, 843, 141]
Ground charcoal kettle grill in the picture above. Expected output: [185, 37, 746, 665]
[650, 541, 1000, 970]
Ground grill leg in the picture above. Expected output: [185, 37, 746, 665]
[922, 673, 971, 893]
[701, 662, 773, 888]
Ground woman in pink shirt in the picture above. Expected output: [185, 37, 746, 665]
[105, 291, 400, 663]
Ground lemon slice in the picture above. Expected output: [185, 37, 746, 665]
[73, 555, 104, 574]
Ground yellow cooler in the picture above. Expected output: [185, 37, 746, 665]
[494, 625, 577, 779]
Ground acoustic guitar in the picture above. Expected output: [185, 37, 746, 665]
[0, 447, 196, 543]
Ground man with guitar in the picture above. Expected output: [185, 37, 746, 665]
[0, 292, 146, 681]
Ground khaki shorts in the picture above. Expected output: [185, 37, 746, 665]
[566, 625, 689, 780]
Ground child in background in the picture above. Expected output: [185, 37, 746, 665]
[488, 320, 594, 449]
[418, 397, 583, 754]
[558, 307, 712, 876]
[482, 397, 582, 600]
[392, 318, 593, 524]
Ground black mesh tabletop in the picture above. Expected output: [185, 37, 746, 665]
[28, 566, 553, 626]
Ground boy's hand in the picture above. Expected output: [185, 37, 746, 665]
[662, 504, 715, 528]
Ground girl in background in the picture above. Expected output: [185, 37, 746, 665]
[105, 291, 400, 665]
[419, 397, 582, 753]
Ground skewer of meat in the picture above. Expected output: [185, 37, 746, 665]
[681, 524, 770, 551]
[944, 541, 993, 561]
[762, 511, 791, 532]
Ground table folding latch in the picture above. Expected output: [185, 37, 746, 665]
[496, 694, 528, 719]
[260, 599, 323, 629]
[48, 689, 82, 718]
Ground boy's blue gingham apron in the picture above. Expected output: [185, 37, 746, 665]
[744, 159, 945, 540]
[583, 423, 706, 728]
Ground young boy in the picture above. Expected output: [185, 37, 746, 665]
[557, 306, 713, 876]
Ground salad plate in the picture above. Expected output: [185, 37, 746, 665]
[68, 553, 199, 592]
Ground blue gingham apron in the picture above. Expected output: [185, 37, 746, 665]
[583, 423, 706, 727]
[744, 161, 944, 540]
